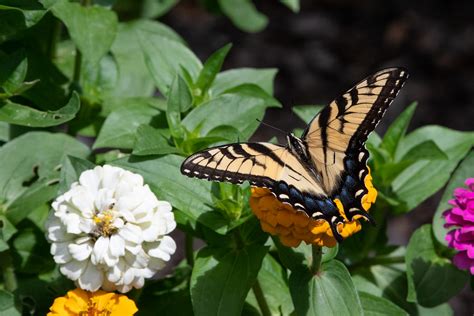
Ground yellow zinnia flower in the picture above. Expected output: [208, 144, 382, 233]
[250, 169, 377, 248]
[48, 288, 138, 316]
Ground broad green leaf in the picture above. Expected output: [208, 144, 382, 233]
[0, 215, 17, 244]
[399, 140, 447, 162]
[182, 93, 279, 141]
[180, 136, 230, 155]
[0, 121, 8, 142]
[195, 44, 232, 98]
[381, 102, 417, 157]
[52, 2, 118, 65]
[190, 245, 268, 316]
[218, 0, 268, 33]
[289, 260, 363, 316]
[167, 75, 191, 139]
[0, 289, 19, 316]
[245, 254, 294, 315]
[139, 289, 193, 316]
[273, 237, 310, 270]
[292, 105, 324, 124]
[392, 126, 474, 212]
[280, 0, 300, 12]
[112, 154, 230, 234]
[93, 104, 160, 149]
[0, 132, 89, 224]
[211, 68, 277, 96]
[58, 156, 95, 194]
[352, 275, 382, 296]
[0, 92, 80, 127]
[141, 0, 178, 18]
[222, 84, 281, 108]
[359, 292, 408, 316]
[0, 50, 27, 94]
[110, 20, 184, 97]
[138, 25, 202, 96]
[0, 4, 46, 44]
[433, 150, 474, 245]
[11, 226, 55, 274]
[133, 125, 179, 156]
[406, 225, 467, 307]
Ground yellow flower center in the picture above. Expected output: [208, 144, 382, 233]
[93, 210, 117, 237]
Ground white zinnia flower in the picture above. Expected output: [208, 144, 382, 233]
[45, 165, 177, 293]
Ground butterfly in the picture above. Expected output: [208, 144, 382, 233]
[181, 68, 409, 241]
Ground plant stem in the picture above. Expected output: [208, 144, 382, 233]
[310, 245, 322, 274]
[0, 251, 17, 292]
[185, 234, 194, 267]
[252, 279, 271, 316]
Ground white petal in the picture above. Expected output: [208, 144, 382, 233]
[77, 262, 103, 292]
[148, 236, 176, 261]
[91, 236, 109, 265]
[69, 241, 92, 261]
[60, 260, 87, 280]
[101, 165, 122, 191]
[94, 188, 115, 212]
[51, 242, 72, 264]
[79, 167, 102, 195]
[119, 223, 143, 244]
[109, 234, 125, 257]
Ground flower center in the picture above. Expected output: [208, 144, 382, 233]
[93, 210, 118, 237]
[80, 300, 112, 316]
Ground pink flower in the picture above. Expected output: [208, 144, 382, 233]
[443, 178, 474, 274]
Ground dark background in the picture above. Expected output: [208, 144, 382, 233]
[159, 1, 473, 314]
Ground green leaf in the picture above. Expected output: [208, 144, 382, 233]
[11, 226, 55, 274]
[245, 254, 294, 315]
[222, 84, 281, 108]
[406, 224, 467, 307]
[52, 2, 118, 65]
[112, 154, 230, 234]
[0, 215, 17, 245]
[289, 260, 363, 316]
[0, 50, 27, 94]
[182, 93, 279, 140]
[292, 105, 324, 124]
[167, 75, 191, 139]
[0, 289, 19, 316]
[139, 289, 193, 316]
[433, 150, 474, 245]
[190, 244, 268, 316]
[141, 0, 178, 18]
[133, 125, 179, 156]
[110, 20, 184, 97]
[381, 102, 417, 157]
[0, 4, 46, 44]
[0, 132, 89, 224]
[218, 0, 268, 33]
[58, 156, 95, 194]
[211, 68, 277, 96]
[392, 126, 474, 212]
[195, 44, 232, 98]
[0, 92, 80, 127]
[280, 0, 300, 12]
[359, 292, 408, 316]
[399, 140, 447, 162]
[93, 104, 160, 149]
[138, 24, 202, 96]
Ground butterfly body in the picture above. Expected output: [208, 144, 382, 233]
[181, 68, 409, 241]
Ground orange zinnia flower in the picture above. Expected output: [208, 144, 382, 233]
[48, 288, 138, 316]
[250, 169, 377, 247]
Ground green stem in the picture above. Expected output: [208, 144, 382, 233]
[0, 251, 17, 292]
[185, 234, 194, 267]
[252, 279, 271, 316]
[310, 245, 322, 274]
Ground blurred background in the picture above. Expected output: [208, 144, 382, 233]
[118, 0, 474, 313]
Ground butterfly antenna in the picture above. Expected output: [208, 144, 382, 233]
[256, 119, 288, 135]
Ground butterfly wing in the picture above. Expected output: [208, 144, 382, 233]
[302, 67, 409, 220]
[181, 142, 330, 209]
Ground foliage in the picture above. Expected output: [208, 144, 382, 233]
[0, 1, 472, 315]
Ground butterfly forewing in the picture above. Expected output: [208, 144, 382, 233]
[302, 68, 408, 194]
